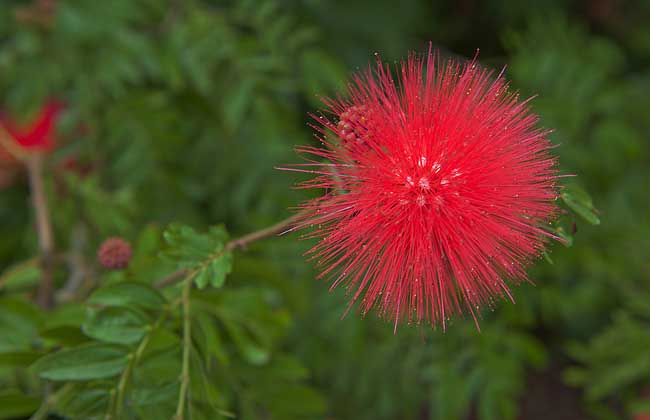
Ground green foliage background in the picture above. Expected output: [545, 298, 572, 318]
[0, 1, 649, 419]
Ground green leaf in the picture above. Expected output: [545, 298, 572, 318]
[39, 326, 89, 346]
[162, 224, 232, 289]
[222, 78, 255, 131]
[42, 303, 87, 329]
[134, 347, 181, 386]
[55, 383, 112, 419]
[211, 251, 232, 288]
[193, 312, 229, 366]
[0, 350, 42, 368]
[0, 296, 43, 352]
[88, 281, 166, 310]
[132, 381, 178, 406]
[31, 343, 128, 381]
[162, 224, 229, 267]
[222, 318, 270, 365]
[83, 306, 149, 345]
[561, 184, 600, 225]
[194, 261, 213, 289]
[0, 390, 40, 420]
[552, 223, 574, 247]
[0, 258, 40, 291]
[542, 250, 554, 264]
[39, 304, 89, 346]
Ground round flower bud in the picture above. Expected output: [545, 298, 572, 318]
[98, 237, 132, 270]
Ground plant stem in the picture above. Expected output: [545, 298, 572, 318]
[28, 384, 52, 420]
[174, 273, 194, 420]
[106, 309, 173, 419]
[29, 383, 75, 420]
[154, 268, 188, 290]
[26, 154, 56, 309]
[154, 212, 303, 289]
[225, 212, 303, 251]
[163, 213, 306, 418]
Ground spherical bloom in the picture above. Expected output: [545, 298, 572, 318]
[286, 48, 561, 329]
[98, 237, 133, 270]
[0, 100, 63, 152]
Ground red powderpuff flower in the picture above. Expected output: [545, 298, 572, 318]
[0, 100, 63, 152]
[284, 48, 562, 330]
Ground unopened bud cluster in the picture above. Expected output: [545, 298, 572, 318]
[97, 237, 132, 270]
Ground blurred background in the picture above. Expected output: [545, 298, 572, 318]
[1, 0, 649, 419]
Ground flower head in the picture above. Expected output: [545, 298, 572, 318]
[0, 100, 63, 152]
[98, 237, 133, 270]
[287, 48, 561, 329]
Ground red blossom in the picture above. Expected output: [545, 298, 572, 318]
[285, 48, 562, 329]
[0, 100, 63, 152]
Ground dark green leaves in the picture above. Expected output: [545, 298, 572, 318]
[88, 281, 166, 309]
[83, 306, 149, 345]
[162, 224, 233, 289]
[565, 312, 650, 401]
[0, 391, 41, 420]
[31, 343, 128, 381]
[561, 183, 601, 225]
[84, 282, 166, 344]
[544, 182, 600, 251]
[55, 383, 112, 419]
[0, 259, 40, 291]
[0, 296, 43, 352]
[0, 351, 42, 368]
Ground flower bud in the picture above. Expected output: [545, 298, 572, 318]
[98, 237, 132, 270]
